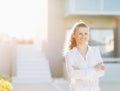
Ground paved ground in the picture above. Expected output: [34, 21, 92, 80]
[12, 83, 59, 91]
[12, 79, 120, 91]
[100, 82, 120, 91]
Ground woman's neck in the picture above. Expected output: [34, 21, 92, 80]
[76, 44, 88, 60]
[76, 43, 88, 51]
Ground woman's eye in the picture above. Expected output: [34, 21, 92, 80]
[85, 33, 88, 35]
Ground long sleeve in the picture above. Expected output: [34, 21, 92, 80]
[65, 53, 97, 80]
[94, 48, 105, 79]
[65, 47, 105, 81]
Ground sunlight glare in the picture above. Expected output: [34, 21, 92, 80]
[0, 0, 48, 40]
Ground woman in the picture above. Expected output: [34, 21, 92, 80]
[64, 21, 105, 91]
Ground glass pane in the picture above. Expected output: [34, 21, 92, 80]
[75, 0, 101, 11]
[104, 0, 120, 11]
[89, 29, 114, 57]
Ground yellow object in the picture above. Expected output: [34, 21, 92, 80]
[0, 78, 12, 91]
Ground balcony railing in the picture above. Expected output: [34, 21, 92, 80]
[64, 0, 120, 16]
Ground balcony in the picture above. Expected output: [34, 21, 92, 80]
[64, 0, 120, 16]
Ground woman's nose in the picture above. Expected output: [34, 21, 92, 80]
[81, 34, 85, 38]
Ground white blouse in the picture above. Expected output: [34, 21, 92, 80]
[65, 46, 104, 91]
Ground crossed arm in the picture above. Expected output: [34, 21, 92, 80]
[65, 55, 105, 80]
[71, 62, 105, 80]
[65, 47, 105, 80]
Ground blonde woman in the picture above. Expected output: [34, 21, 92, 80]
[64, 21, 105, 91]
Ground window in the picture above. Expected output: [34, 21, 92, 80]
[75, 0, 101, 11]
[89, 29, 114, 58]
[104, 0, 120, 11]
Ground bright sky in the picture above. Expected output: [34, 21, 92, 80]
[0, 0, 47, 39]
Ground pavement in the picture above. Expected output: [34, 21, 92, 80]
[12, 78, 120, 91]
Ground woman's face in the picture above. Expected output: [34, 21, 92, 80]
[73, 27, 89, 45]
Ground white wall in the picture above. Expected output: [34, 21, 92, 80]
[48, 0, 65, 77]
[0, 44, 15, 76]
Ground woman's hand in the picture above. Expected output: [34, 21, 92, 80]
[72, 65, 79, 70]
[95, 62, 105, 71]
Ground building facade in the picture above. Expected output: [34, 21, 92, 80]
[0, 0, 120, 80]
